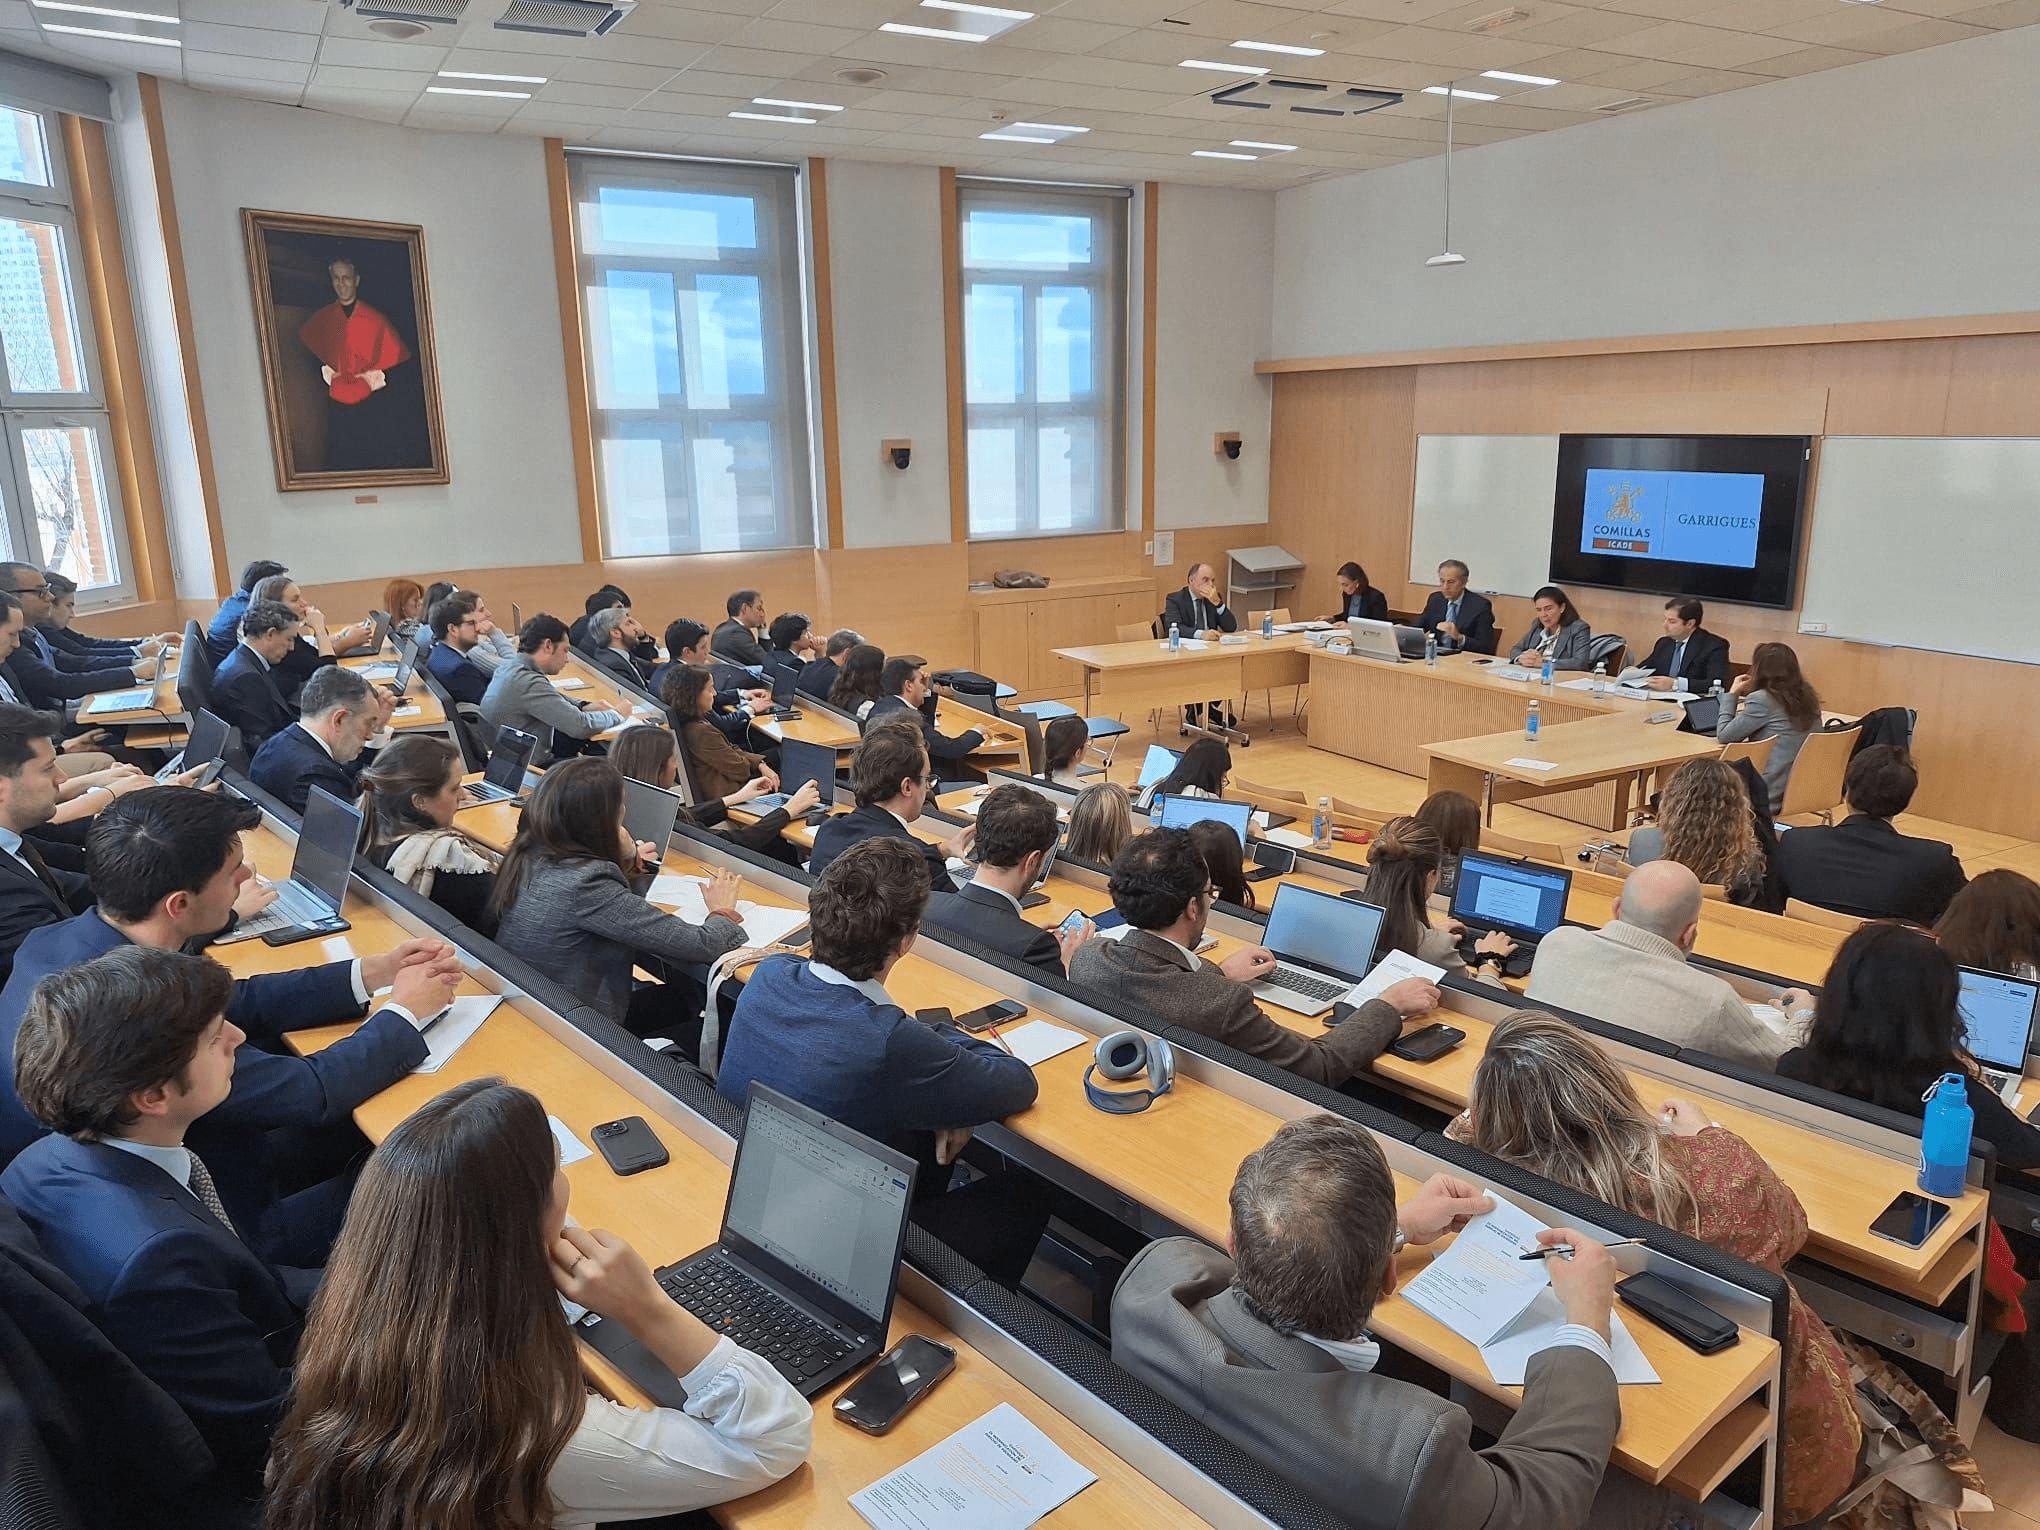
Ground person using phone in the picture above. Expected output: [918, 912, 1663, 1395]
[923, 784, 1092, 975]
[1450, 1012, 1860, 1522]
[264, 1079, 812, 1529]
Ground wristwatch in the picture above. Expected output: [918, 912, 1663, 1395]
[1391, 1226, 1408, 1257]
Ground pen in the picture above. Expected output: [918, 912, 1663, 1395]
[1518, 1238, 1646, 1261]
[983, 1023, 1014, 1056]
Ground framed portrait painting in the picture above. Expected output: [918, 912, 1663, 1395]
[241, 209, 449, 491]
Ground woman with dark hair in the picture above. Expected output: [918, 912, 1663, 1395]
[490, 758, 747, 1045]
[1938, 870, 2040, 980]
[262, 1079, 811, 1530]
[1718, 641, 1821, 813]
[1136, 737, 1230, 812]
[1041, 715, 1088, 788]
[1412, 789, 1479, 898]
[1507, 585, 1593, 671]
[1189, 818, 1255, 911]
[664, 663, 775, 802]
[609, 724, 816, 867]
[829, 642, 885, 720]
[1366, 816, 1512, 980]
[357, 735, 500, 934]
[1326, 560, 1388, 624]
[1778, 922, 2040, 1169]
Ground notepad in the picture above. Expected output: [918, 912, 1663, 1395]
[411, 994, 502, 1074]
[549, 1115, 593, 1166]
[1480, 1292, 1658, 1387]
[82, 686, 154, 715]
[554, 677, 589, 691]
[851, 1403, 1096, 1530]
[1263, 826, 1315, 850]
[999, 1020, 1086, 1068]
[649, 874, 811, 948]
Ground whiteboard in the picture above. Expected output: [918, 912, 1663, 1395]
[1409, 435, 1559, 599]
[1800, 438, 2040, 666]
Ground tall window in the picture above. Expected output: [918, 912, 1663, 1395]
[959, 181, 1127, 539]
[569, 155, 814, 556]
[0, 103, 130, 603]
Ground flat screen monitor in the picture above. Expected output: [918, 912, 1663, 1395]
[1548, 434, 1811, 608]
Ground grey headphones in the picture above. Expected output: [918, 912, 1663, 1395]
[1083, 1030, 1176, 1114]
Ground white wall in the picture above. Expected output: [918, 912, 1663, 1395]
[825, 160, 952, 550]
[1154, 183, 1272, 530]
[1273, 26, 2040, 359]
[153, 83, 580, 584]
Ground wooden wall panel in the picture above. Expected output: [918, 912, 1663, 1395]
[1267, 329, 2040, 836]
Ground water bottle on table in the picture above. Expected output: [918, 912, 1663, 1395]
[1540, 654, 1555, 688]
[1525, 699, 1541, 741]
[1261, 611, 1273, 640]
[1424, 632, 1438, 667]
[1168, 622, 1180, 654]
[1917, 1073, 1973, 1199]
[1592, 661, 1607, 694]
[1312, 796, 1332, 851]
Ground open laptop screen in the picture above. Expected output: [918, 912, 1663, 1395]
[723, 1087, 915, 1329]
[294, 787, 361, 911]
[182, 708, 230, 770]
[1262, 882, 1384, 978]
[621, 778, 684, 861]
[1450, 850, 1572, 938]
[483, 727, 537, 792]
[1154, 794, 1253, 848]
[1957, 967, 2038, 1071]
[1136, 744, 1180, 789]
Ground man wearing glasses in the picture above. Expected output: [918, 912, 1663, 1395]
[0, 562, 159, 709]
[807, 719, 974, 895]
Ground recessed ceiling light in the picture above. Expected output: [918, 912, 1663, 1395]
[754, 97, 845, 112]
[1423, 85, 1498, 101]
[880, 21, 990, 40]
[1231, 140, 1295, 151]
[30, 0, 176, 21]
[39, 21, 178, 43]
[426, 85, 530, 98]
[1013, 121, 1086, 133]
[1480, 70, 1558, 86]
[982, 131, 1054, 142]
[920, 0, 1034, 16]
[439, 70, 548, 84]
[730, 110, 818, 124]
[1192, 149, 1257, 160]
[1181, 59, 1268, 75]
[1233, 40, 1323, 55]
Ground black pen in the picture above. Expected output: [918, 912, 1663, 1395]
[1518, 1238, 1645, 1261]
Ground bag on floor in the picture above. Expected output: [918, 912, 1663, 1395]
[1826, 1336, 1990, 1530]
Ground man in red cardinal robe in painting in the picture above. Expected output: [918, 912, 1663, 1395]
[297, 257, 422, 473]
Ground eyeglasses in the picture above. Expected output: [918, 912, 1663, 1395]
[3, 584, 45, 596]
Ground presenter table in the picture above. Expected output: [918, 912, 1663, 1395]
[1424, 712, 1721, 829]
[1052, 634, 1312, 737]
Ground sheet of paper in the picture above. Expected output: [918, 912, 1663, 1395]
[1250, 809, 1270, 830]
[1275, 621, 1334, 633]
[1168, 637, 1209, 651]
[391, 704, 421, 718]
[999, 1020, 1087, 1068]
[1092, 923, 1132, 943]
[554, 676, 589, 691]
[1400, 1192, 1554, 1347]
[850, 1403, 1097, 1530]
[1263, 825, 1314, 849]
[648, 874, 809, 948]
[549, 1114, 593, 1166]
[1500, 756, 1560, 772]
[411, 994, 502, 1074]
[1478, 1291, 1659, 1387]
[1345, 949, 1448, 1007]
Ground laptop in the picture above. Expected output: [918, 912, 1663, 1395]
[156, 706, 231, 782]
[461, 726, 538, 804]
[384, 637, 420, 698]
[1393, 623, 1429, 659]
[1345, 617, 1405, 664]
[1154, 793, 1253, 848]
[1957, 966, 2038, 1104]
[745, 738, 836, 821]
[1136, 744, 1181, 790]
[81, 683, 156, 717]
[1449, 849, 1574, 978]
[622, 777, 685, 863]
[213, 787, 359, 945]
[767, 666, 802, 719]
[1249, 881, 1388, 1016]
[511, 602, 523, 634]
[575, 1085, 917, 1401]
[354, 624, 407, 681]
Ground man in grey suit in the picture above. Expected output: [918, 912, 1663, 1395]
[923, 784, 1092, 976]
[1066, 829, 1436, 1088]
[1112, 1114, 1624, 1530]
[480, 613, 623, 765]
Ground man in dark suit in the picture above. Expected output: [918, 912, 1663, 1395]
[0, 560, 160, 706]
[1776, 747, 1968, 924]
[423, 594, 489, 705]
[866, 654, 984, 771]
[1637, 597, 1732, 694]
[585, 604, 653, 689]
[1414, 559, 1498, 655]
[211, 599, 302, 751]
[1161, 561, 1238, 733]
[1066, 829, 1435, 1088]
[249, 664, 393, 815]
[205, 559, 288, 664]
[712, 588, 770, 666]
[809, 719, 972, 894]
[1111, 1114, 1623, 1530]
[797, 626, 861, 702]
[0, 704, 91, 983]
[924, 784, 1087, 976]
[763, 611, 818, 675]
[0, 595, 114, 777]
[3, 947, 309, 1494]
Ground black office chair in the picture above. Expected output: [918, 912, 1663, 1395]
[418, 668, 491, 771]
[175, 636, 214, 720]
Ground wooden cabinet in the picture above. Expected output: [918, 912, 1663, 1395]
[969, 576, 1155, 700]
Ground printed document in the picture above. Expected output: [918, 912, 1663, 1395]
[851, 1403, 1097, 1530]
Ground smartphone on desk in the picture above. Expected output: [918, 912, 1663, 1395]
[1388, 1023, 1464, 1062]
[1868, 1190, 1950, 1249]
[958, 999, 1026, 1033]
[592, 1116, 669, 1177]
[833, 1334, 956, 1434]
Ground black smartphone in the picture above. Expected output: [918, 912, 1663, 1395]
[1251, 842, 1297, 875]
[915, 1007, 955, 1026]
[1868, 1190, 1951, 1249]
[832, 1334, 956, 1434]
[1388, 1023, 1465, 1062]
[261, 915, 350, 947]
[780, 922, 811, 949]
[592, 1116, 669, 1176]
[958, 998, 1027, 1034]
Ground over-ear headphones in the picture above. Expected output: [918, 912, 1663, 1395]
[1083, 1030, 1175, 1114]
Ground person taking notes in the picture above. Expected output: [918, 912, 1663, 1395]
[1415, 560, 1498, 655]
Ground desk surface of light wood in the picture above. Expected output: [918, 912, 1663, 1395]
[1425, 711, 1720, 787]
[1053, 631, 1314, 673]
[235, 830, 1190, 1529]
[1312, 650, 1690, 713]
[77, 641, 184, 725]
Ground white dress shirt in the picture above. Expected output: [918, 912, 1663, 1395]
[102, 1136, 194, 1189]
[548, 1336, 812, 1527]
[808, 958, 893, 1009]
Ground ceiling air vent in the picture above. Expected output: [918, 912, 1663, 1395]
[1595, 95, 1653, 113]
[337, 0, 469, 25]
[1464, 7, 1530, 32]
[496, 0, 635, 37]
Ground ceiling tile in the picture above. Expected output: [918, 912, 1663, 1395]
[183, 51, 312, 86]
[1002, 16, 1137, 53]
[183, 21, 320, 62]
[182, 0, 326, 28]
[312, 37, 448, 71]
[1950, 0, 2040, 25]
[724, 16, 869, 55]
[538, 81, 655, 108]
[1740, 44, 1876, 79]
[309, 64, 436, 93]
[554, 57, 693, 89]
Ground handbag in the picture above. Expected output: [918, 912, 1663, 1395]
[1827, 1336, 1992, 1529]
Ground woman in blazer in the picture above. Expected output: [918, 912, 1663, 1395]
[666, 662, 777, 803]
[1366, 817, 1512, 981]
[1326, 561, 1389, 624]
[1716, 641, 1820, 813]
[489, 757, 747, 1045]
[357, 736, 501, 936]
[1507, 585, 1594, 671]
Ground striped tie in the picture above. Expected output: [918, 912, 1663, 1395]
[186, 1152, 238, 1238]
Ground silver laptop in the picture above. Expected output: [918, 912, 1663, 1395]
[461, 725, 538, 804]
[622, 776, 685, 864]
[1345, 616, 1405, 664]
[1250, 881, 1387, 1016]
[214, 787, 359, 945]
[1958, 966, 2037, 1104]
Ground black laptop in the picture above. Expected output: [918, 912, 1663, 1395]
[575, 1085, 917, 1400]
[622, 776, 685, 862]
[461, 725, 538, 804]
[1449, 849, 1573, 978]
[212, 787, 358, 945]
[156, 706, 233, 783]
[745, 738, 836, 822]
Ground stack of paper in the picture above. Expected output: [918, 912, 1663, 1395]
[1263, 826, 1315, 850]
[649, 874, 810, 948]
[851, 1403, 1097, 1530]
[412, 994, 503, 1074]
[1345, 950, 1447, 1007]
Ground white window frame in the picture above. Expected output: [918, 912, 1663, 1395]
[958, 179, 1129, 541]
[568, 151, 816, 559]
[0, 101, 132, 606]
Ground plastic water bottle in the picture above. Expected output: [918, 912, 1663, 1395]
[1917, 1073, 1973, 1199]
[1261, 610, 1274, 640]
[1710, 678, 1724, 701]
[1424, 632, 1438, 667]
[1312, 796, 1332, 851]
[1525, 699, 1541, 741]
[1539, 653, 1555, 688]
[1592, 661, 1607, 695]
[1168, 622, 1180, 654]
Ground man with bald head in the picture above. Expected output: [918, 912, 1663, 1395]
[1524, 860, 1810, 1066]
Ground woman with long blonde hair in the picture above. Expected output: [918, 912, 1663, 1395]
[1455, 1012, 1860, 1521]
[1628, 757, 1772, 907]
[1065, 780, 1133, 865]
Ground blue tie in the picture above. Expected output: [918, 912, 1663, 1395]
[30, 629, 53, 666]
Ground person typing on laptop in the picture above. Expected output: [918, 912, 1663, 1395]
[1367, 819, 1513, 982]
[1067, 829, 1438, 1089]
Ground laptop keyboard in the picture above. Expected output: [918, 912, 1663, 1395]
[659, 1256, 850, 1385]
[1262, 965, 1348, 1003]
[217, 883, 329, 942]
[462, 780, 512, 801]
